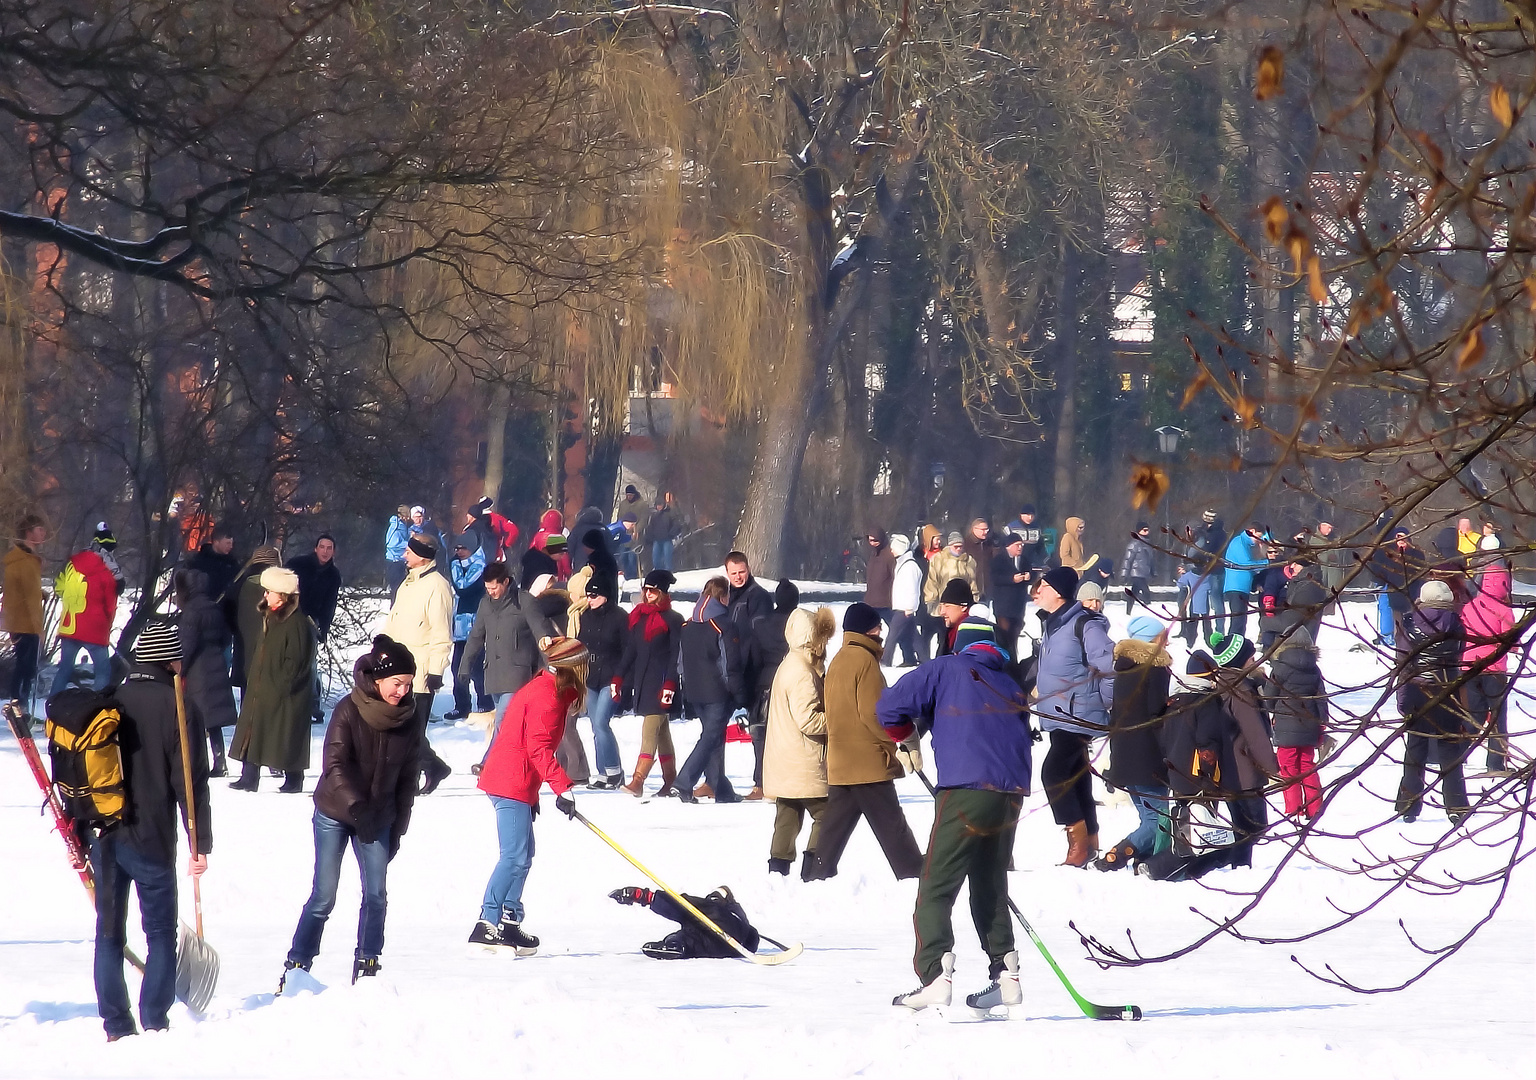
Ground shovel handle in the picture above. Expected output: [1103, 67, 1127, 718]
[172, 674, 204, 937]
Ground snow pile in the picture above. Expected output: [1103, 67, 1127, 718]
[0, 599, 1531, 1079]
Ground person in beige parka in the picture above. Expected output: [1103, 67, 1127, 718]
[763, 605, 837, 879]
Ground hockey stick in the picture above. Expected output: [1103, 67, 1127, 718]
[570, 808, 802, 966]
[3, 702, 145, 973]
[914, 770, 1141, 1020]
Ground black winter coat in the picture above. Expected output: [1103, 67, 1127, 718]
[679, 600, 747, 707]
[615, 607, 685, 715]
[111, 663, 214, 864]
[989, 549, 1028, 622]
[178, 584, 238, 732]
[752, 610, 792, 696]
[577, 601, 628, 689]
[727, 576, 773, 685]
[1160, 686, 1242, 798]
[185, 545, 241, 605]
[1104, 639, 1172, 789]
[519, 547, 559, 591]
[287, 552, 342, 640]
[1262, 644, 1327, 748]
[313, 678, 423, 853]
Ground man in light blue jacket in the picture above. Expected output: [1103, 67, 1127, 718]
[384, 505, 411, 601]
[1030, 566, 1115, 866]
[1220, 524, 1269, 639]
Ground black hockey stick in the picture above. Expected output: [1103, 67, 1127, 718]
[914, 769, 1142, 1020]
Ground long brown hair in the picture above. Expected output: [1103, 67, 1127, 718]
[554, 662, 589, 705]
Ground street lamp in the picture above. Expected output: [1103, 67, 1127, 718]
[1154, 426, 1186, 580]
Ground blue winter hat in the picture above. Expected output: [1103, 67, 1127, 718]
[1126, 615, 1163, 642]
[954, 618, 999, 653]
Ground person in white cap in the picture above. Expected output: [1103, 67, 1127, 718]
[229, 566, 317, 793]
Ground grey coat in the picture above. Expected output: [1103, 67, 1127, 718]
[1121, 536, 1155, 581]
[458, 588, 559, 696]
[1031, 601, 1115, 736]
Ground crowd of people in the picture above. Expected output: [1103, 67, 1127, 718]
[0, 489, 1525, 1035]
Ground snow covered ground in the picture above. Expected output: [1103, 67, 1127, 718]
[1, 597, 1532, 1079]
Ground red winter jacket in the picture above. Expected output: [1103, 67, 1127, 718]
[477, 671, 578, 804]
[56, 549, 119, 646]
[1463, 564, 1514, 674]
[488, 512, 519, 561]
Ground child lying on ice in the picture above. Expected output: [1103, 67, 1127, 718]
[609, 885, 761, 959]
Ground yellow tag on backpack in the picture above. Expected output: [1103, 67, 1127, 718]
[45, 688, 126, 828]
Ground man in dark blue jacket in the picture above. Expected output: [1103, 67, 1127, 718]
[879, 617, 1032, 1016]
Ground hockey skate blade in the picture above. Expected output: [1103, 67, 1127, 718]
[750, 941, 803, 966]
[966, 1004, 1023, 1021]
[467, 943, 518, 958]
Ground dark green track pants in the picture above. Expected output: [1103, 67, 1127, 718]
[913, 788, 1023, 982]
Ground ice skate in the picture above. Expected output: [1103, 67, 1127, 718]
[893, 952, 954, 1010]
[496, 917, 540, 956]
[468, 919, 510, 955]
[965, 951, 1022, 1018]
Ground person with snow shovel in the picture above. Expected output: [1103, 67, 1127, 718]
[93, 620, 213, 1041]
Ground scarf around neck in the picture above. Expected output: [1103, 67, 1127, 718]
[630, 595, 672, 641]
[349, 686, 416, 732]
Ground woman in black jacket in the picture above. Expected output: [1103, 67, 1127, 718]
[1261, 625, 1328, 819]
[576, 570, 628, 788]
[175, 568, 238, 777]
[1099, 618, 1173, 870]
[283, 636, 423, 986]
[674, 577, 746, 804]
[613, 570, 685, 797]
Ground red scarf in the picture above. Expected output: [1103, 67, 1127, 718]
[629, 596, 672, 642]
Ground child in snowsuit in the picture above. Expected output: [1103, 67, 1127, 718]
[609, 885, 760, 959]
[1261, 626, 1328, 818]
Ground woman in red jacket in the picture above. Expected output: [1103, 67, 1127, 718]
[470, 636, 589, 954]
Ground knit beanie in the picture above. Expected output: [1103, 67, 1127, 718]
[545, 637, 590, 668]
[1419, 579, 1456, 610]
[939, 578, 975, 607]
[472, 496, 494, 517]
[843, 602, 883, 636]
[946, 530, 964, 546]
[954, 618, 998, 652]
[889, 533, 912, 557]
[775, 578, 800, 612]
[643, 569, 675, 592]
[1208, 631, 1254, 669]
[251, 545, 281, 567]
[93, 522, 117, 550]
[1126, 615, 1163, 642]
[544, 534, 567, 554]
[1076, 581, 1104, 604]
[1039, 565, 1079, 601]
[133, 620, 182, 664]
[365, 635, 417, 679]
[1186, 650, 1219, 677]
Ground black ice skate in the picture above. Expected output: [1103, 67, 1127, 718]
[352, 956, 380, 983]
[496, 918, 539, 956]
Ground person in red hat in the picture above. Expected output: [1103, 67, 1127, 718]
[470, 636, 589, 955]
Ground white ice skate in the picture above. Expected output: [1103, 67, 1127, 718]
[892, 952, 954, 1011]
[965, 950, 1022, 1019]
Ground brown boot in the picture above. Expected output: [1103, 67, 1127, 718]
[622, 755, 653, 798]
[744, 786, 765, 802]
[654, 756, 679, 798]
[1087, 832, 1100, 859]
[1062, 822, 1092, 867]
[694, 782, 715, 800]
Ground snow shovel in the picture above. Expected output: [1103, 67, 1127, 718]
[571, 807, 802, 965]
[172, 675, 219, 1015]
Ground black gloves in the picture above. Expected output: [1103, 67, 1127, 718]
[419, 755, 451, 795]
[609, 886, 654, 906]
[556, 792, 577, 819]
[424, 674, 443, 693]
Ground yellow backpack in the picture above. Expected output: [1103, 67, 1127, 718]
[45, 688, 126, 828]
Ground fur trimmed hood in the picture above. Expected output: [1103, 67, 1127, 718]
[1114, 637, 1171, 667]
[785, 605, 837, 660]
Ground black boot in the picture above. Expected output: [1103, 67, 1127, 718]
[800, 851, 818, 882]
[230, 760, 259, 791]
[208, 728, 228, 778]
[279, 770, 305, 794]
[352, 955, 380, 983]
[768, 857, 791, 876]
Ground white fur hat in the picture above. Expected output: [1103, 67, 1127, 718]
[259, 566, 300, 594]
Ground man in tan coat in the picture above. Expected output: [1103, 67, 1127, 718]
[4, 514, 47, 713]
[806, 604, 923, 881]
[1058, 516, 1090, 570]
[381, 533, 455, 791]
[763, 606, 836, 879]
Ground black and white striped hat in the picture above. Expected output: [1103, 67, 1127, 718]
[133, 620, 182, 664]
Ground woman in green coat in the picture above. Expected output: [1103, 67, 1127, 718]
[231, 566, 318, 792]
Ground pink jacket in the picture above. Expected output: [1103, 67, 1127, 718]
[1462, 564, 1514, 673]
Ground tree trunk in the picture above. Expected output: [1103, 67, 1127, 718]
[1051, 236, 1080, 520]
[482, 380, 512, 503]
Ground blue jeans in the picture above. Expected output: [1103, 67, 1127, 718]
[585, 686, 621, 775]
[288, 811, 390, 965]
[1377, 590, 1396, 646]
[91, 832, 177, 1037]
[676, 701, 737, 801]
[619, 550, 638, 578]
[651, 540, 674, 571]
[1125, 784, 1171, 857]
[481, 796, 535, 923]
[52, 639, 113, 695]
